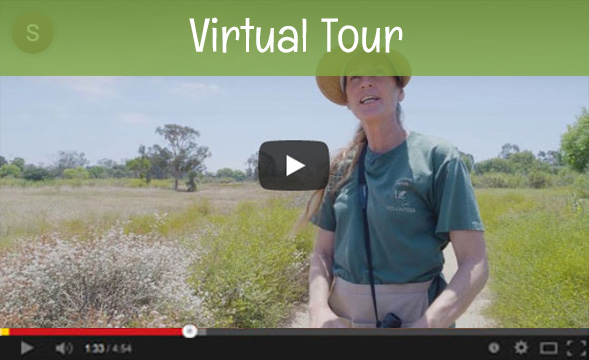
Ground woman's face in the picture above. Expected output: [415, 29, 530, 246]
[344, 75, 404, 124]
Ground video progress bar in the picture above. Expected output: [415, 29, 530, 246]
[3, 328, 587, 337]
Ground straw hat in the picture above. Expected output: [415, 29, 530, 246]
[316, 49, 411, 105]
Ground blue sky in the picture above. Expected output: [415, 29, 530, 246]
[1, 76, 587, 172]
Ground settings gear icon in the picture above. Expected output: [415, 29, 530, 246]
[514, 340, 529, 355]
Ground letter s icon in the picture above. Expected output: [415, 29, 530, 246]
[13, 12, 54, 54]
[26, 24, 39, 42]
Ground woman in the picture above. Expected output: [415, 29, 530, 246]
[303, 53, 489, 328]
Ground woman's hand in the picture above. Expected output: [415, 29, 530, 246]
[309, 305, 349, 328]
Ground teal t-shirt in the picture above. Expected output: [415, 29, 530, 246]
[311, 131, 484, 300]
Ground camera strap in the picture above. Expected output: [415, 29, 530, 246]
[357, 143, 381, 328]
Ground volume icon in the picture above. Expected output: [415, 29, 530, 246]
[56, 342, 74, 355]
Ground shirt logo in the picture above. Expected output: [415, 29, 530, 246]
[387, 177, 417, 213]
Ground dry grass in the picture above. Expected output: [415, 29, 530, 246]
[0, 181, 315, 328]
[0, 183, 289, 250]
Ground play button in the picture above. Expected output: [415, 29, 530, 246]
[258, 141, 329, 191]
[286, 155, 305, 176]
[21, 341, 34, 356]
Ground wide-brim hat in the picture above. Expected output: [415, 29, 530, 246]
[316, 48, 411, 105]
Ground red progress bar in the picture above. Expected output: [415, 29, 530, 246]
[9, 328, 182, 336]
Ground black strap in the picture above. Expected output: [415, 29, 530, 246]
[357, 144, 381, 328]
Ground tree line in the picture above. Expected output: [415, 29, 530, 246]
[464, 108, 588, 188]
[1, 124, 212, 191]
[1, 108, 587, 189]
[0, 123, 262, 191]
[470, 108, 588, 174]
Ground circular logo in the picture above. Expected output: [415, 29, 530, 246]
[12, 12, 54, 54]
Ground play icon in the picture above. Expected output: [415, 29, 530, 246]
[259, 141, 329, 190]
[21, 341, 34, 356]
[286, 155, 305, 176]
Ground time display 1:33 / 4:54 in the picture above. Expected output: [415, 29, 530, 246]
[84, 342, 133, 354]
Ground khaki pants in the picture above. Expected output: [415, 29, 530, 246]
[328, 277, 432, 328]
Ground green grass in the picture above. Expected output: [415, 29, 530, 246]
[120, 195, 316, 327]
[191, 197, 315, 327]
[478, 188, 589, 327]
[3, 180, 586, 328]
[0, 177, 178, 189]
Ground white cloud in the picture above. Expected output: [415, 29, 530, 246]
[58, 77, 117, 97]
[30, 76, 118, 97]
[117, 112, 150, 125]
[174, 82, 220, 98]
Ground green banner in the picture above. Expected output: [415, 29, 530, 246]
[1, 0, 588, 75]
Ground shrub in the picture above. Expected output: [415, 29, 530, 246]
[128, 178, 147, 188]
[573, 175, 589, 199]
[0, 164, 22, 178]
[528, 171, 552, 189]
[193, 199, 314, 327]
[475, 158, 515, 174]
[88, 166, 108, 179]
[554, 167, 578, 186]
[23, 167, 54, 182]
[186, 171, 198, 192]
[474, 173, 526, 188]
[62, 167, 90, 180]
[0, 227, 211, 327]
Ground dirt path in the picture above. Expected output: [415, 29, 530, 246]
[289, 243, 493, 328]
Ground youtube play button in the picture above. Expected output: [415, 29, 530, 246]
[258, 141, 329, 190]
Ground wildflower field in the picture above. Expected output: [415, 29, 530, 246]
[0, 181, 587, 328]
[0, 183, 313, 328]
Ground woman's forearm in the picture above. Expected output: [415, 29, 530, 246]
[308, 249, 333, 311]
[413, 256, 489, 328]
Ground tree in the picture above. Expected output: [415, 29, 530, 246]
[0, 156, 6, 167]
[459, 151, 475, 173]
[509, 151, 540, 174]
[23, 165, 53, 181]
[97, 158, 115, 169]
[499, 143, 520, 159]
[216, 168, 235, 178]
[156, 124, 211, 190]
[111, 163, 131, 178]
[11, 157, 25, 172]
[126, 145, 152, 184]
[186, 171, 198, 192]
[53, 151, 88, 177]
[537, 150, 563, 174]
[147, 144, 173, 179]
[0, 164, 22, 178]
[88, 166, 107, 179]
[126, 157, 152, 183]
[245, 152, 259, 180]
[561, 108, 589, 172]
[475, 158, 514, 175]
[545, 150, 564, 167]
[233, 170, 246, 182]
